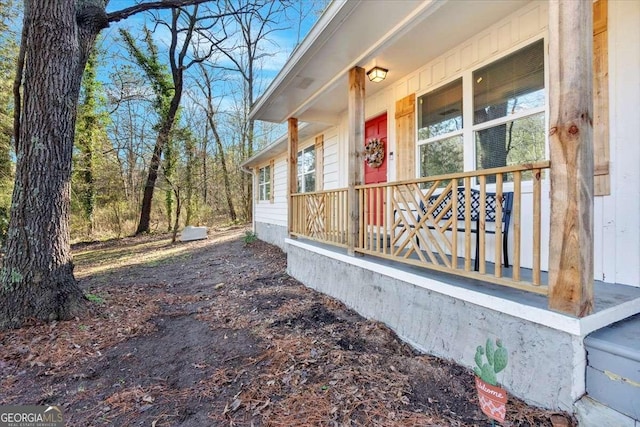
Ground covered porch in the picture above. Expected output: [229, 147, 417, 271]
[290, 162, 551, 295]
[280, 0, 599, 319]
[246, 0, 640, 418]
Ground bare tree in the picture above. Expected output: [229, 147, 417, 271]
[106, 65, 155, 204]
[0, 0, 231, 330]
[214, 0, 287, 220]
[194, 64, 237, 222]
[133, 4, 227, 234]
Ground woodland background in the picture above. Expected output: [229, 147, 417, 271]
[0, 0, 327, 244]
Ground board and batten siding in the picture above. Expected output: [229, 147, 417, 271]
[600, 0, 640, 286]
[256, 0, 639, 286]
[357, 1, 553, 273]
[336, 0, 639, 286]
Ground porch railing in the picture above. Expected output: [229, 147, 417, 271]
[291, 188, 348, 247]
[358, 162, 550, 294]
[290, 161, 550, 295]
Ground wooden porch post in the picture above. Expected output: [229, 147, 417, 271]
[347, 67, 365, 256]
[287, 117, 298, 237]
[548, 0, 594, 317]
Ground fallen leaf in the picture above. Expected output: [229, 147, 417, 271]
[223, 398, 242, 415]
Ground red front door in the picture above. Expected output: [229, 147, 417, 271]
[364, 114, 388, 185]
[364, 114, 387, 226]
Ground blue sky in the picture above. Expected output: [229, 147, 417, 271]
[97, 1, 327, 146]
[102, 1, 325, 80]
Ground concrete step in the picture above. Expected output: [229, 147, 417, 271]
[584, 313, 640, 422]
[574, 396, 638, 427]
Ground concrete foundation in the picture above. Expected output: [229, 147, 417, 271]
[286, 239, 585, 411]
[255, 222, 288, 252]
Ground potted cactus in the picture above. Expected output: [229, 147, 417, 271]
[474, 338, 508, 424]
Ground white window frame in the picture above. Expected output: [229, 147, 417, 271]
[417, 77, 464, 178]
[415, 37, 548, 181]
[258, 165, 270, 201]
[297, 145, 316, 193]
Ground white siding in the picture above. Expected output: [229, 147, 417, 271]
[602, 0, 640, 286]
[256, 0, 640, 285]
[343, 1, 640, 285]
[323, 129, 340, 190]
[364, 2, 552, 272]
[254, 155, 288, 227]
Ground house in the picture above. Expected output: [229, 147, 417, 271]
[242, 0, 640, 423]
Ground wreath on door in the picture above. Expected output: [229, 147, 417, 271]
[364, 138, 385, 168]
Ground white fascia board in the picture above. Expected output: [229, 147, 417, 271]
[249, 0, 355, 122]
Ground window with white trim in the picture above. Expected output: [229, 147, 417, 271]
[418, 78, 464, 177]
[297, 145, 315, 193]
[473, 39, 545, 180]
[258, 165, 270, 201]
[417, 39, 546, 180]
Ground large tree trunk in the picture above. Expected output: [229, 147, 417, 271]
[0, 0, 107, 329]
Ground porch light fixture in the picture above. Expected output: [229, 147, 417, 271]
[366, 66, 388, 83]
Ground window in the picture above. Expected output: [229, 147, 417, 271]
[473, 39, 545, 178]
[415, 39, 546, 181]
[258, 165, 270, 201]
[297, 145, 315, 193]
[418, 78, 464, 177]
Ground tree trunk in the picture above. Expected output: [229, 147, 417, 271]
[201, 125, 208, 204]
[135, 6, 196, 235]
[76, 49, 99, 236]
[185, 133, 195, 225]
[171, 187, 181, 243]
[135, 82, 181, 235]
[136, 133, 164, 234]
[0, 0, 108, 329]
[211, 124, 237, 222]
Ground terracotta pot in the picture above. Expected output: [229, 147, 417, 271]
[475, 376, 507, 423]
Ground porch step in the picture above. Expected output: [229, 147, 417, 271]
[584, 313, 640, 422]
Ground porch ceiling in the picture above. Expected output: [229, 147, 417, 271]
[251, 0, 529, 125]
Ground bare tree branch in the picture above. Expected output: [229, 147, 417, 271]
[107, 0, 214, 23]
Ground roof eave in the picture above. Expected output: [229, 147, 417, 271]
[249, 0, 358, 123]
[241, 122, 331, 168]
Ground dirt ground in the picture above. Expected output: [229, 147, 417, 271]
[0, 227, 573, 426]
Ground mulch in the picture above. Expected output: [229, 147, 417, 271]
[0, 229, 574, 426]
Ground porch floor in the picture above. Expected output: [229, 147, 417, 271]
[289, 237, 640, 334]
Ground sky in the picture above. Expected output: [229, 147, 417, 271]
[101, 0, 326, 80]
[96, 0, 328, 147]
